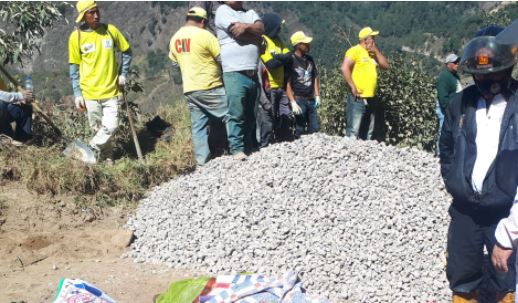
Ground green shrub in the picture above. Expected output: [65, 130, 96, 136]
[0, 2, 64, 65]
[378, 54, 437, 150]
[319, 66, 348, 136]
[319, 53, 437, 152]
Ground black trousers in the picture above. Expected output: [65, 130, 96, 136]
[259, 89, 293, 147]
[447, 203, 516, 293]
[0, 101, 32, 141]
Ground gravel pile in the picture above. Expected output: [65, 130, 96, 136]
[127, 134, 452, 302]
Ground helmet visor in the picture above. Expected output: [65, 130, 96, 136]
[460, 36, 518, 74]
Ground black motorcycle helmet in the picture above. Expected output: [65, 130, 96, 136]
[460, 36, 517, 75]
[460, 26, 518, 99]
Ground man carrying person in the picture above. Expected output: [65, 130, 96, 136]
[68, 0, 132, 163]
[440, 27, 517, 303]
[286, 31, 320, 139]
[259, 13, 297, 147]
[341, 26, 389, 140]
[169, 7, 233, 166]
[435, 53, 462, 155]
[215, 1, 264, 160]
[0, 78, 33, 143]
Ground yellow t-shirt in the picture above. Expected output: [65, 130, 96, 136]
[260, 35, 290, 89]
[344, 44, 378, 98]
[68, 24, 130, 100]
[168, 26, 223, 94]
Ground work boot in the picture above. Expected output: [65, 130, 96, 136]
[452, 292, 478, 303]
[496, 292, 515, 303]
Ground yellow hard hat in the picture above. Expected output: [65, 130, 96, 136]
[75, 0, 97, 23]
[290, 31, 313, 46]
[358, 27, 379, 40]
[187, 6, 208, 20]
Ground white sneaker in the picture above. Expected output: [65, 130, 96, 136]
[232, 151, 247, 161]
[0, 134, 23, 147]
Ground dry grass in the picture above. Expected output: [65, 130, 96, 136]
[0, 102, 195, 206]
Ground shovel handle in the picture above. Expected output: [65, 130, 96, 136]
[122, 90, 144, 161]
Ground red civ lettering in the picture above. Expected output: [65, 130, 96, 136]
[175, 39, 182, 53]
[184, 38, 191, 52]
[175, 39, 191, 53]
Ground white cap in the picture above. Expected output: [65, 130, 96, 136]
[444, 53, 459, 64]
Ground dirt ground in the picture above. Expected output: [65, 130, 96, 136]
[0, 183, 193, 303]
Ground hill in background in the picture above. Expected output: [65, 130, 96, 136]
[17, 1, 518, 112]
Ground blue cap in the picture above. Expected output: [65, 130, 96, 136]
[475, 25, 504, 37]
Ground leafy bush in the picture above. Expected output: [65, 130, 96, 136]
[319, 53, 437, 152]
[377, 54, 437, 150]
[0, 2, 64, 65]
[318, 65, 348, 136]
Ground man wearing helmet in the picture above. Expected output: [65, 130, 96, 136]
[440, 26, 518, 303]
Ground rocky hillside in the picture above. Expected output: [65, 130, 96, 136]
[19, 1, 518, 111]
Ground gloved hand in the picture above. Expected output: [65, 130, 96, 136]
[75, 96, 86, 112]
[290, 100, 302, 115]
[315, 96, 321, 108]
[118, 74, 126, 87]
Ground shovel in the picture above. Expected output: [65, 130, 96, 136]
[0, 65, 95, 164]
[122, 88, 143, 162]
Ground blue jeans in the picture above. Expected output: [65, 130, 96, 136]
[345, 95, 377, 140]
[184, 86, 229, 165]
[0, 101, 32, 141]
[223, 71, 260, 154]
[295, 97, 319, 139]
[435, 98, 444, 156]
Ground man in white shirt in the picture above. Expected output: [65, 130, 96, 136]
[440, 27, 518, 303]
[215, 1, 264, 160]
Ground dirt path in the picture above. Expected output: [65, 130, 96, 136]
[0, 184, 192, 303]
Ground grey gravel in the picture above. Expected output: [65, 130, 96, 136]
[127, 134, 452, 302]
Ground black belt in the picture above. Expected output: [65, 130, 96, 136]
[238, 70, 257, 78]
[296, 95, 314, 100]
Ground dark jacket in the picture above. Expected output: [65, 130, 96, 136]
[440, 81, 518, 212]
[436, 68, 461, 113]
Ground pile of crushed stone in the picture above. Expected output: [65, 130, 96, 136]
[127, 134, 452, 302]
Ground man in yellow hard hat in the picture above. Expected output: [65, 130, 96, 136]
[341, 26, 389, 140]
[169, 7, 234, 166]
[68, 0, 132, 163]
[286, 31, 321, 139]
